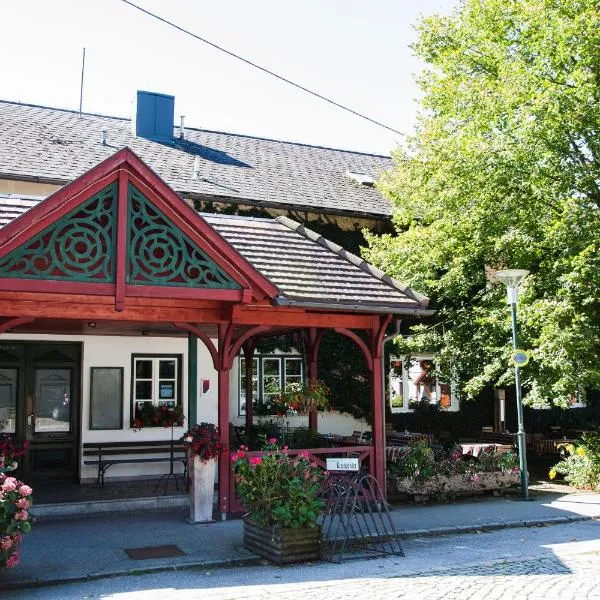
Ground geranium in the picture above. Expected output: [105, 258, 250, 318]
[131, 404, 185, 430]
[0, 434, 28, 469]
[0, 474, 34, 570]
[232, 438, 325, 529]
[254, 381, 330, 417]
[180, 423, 223, 463]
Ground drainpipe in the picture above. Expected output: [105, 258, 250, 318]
[381, 318, 401, 498]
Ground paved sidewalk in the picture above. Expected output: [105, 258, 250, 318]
[2, 487, 599, 591]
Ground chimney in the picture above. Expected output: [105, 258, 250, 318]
[179, 115, 185, 140]
[133, 90, 175, 142]
[101, 129, 107, 146]
[193, 156, 201, 180]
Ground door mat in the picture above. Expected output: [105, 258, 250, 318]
[124, 545, 186, 560]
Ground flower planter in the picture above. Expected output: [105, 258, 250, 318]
[188, 456, 216, 523]
[243, 520, 321, 564]
[391, 470, 520, 502]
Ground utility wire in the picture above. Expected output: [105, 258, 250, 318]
[120, 0, 406, 137]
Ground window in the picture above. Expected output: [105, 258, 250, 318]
[238, 355, 304, 415]
[131, 355, 182, 419]
[389, 355, 457, 413]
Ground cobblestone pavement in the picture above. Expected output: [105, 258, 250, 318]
[191, 552, 600, 600]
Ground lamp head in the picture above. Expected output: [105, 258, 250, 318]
[494, 269, 530, 288]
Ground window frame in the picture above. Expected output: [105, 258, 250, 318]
[238, 354, 304, 416]
[130, 354, 183, 425]
[389, 355, 458, 413]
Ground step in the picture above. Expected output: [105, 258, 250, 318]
[31, 494, 190, 519]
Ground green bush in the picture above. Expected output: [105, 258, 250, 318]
[550, 433, 600, 491]
[388, 442, 518, 480]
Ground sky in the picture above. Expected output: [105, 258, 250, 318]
[0, 0, 458, 156]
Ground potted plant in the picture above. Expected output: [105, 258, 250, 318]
[0, 474, 34, 569]
[181, 423, 223, 523]
[0, 434, 29, 471]
[254, 380, 330, 417]
[231, 438, 325, 563]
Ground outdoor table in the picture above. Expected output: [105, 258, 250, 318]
[386, 432, 435, 446]
[459, 443, 513, 457]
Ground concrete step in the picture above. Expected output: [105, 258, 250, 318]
[32, 494, 190, 519]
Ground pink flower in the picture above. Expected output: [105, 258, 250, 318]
[18, 485, 32, 497]
[238, 450, 245, 458]
[16, 498, 30, 509]
[300, 450, 310, 459]
[268, 437, 277, 445]
[2, 478, 17, 492]
[0, 536, 12, 551]
[5, 551, 20, 569]
[303, 470, 311, 480]
[230, 452, 239, 463]
[14, 510, 28, 521]
[250, 456, 262, 466]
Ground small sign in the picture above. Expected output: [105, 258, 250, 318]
[326, 457, 360, 472]
[512, 349, 530, 367]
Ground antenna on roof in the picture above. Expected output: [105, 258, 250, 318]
[79, 47, 86, 118]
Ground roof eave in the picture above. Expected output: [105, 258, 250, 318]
[273, 296, 435, 317]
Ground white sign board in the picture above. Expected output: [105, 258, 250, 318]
[326, 457, 360, 472]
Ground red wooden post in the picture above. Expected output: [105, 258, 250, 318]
[371, 315, 392, 497]
[217, 366, 230, 518]
[306, 328, 323, 432]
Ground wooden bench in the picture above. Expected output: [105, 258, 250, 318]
[83, 441, 188, 487]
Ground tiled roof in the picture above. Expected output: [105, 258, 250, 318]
[0, 195, 429, 314]
[203, 213, 429, 312]
[0, 101, 393, 218]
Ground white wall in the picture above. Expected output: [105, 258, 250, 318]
[3, 333, 219, 481]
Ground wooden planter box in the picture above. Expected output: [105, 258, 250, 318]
[391, 470, 520, 502]
[243, 520, 321, 564]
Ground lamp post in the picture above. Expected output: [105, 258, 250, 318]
[494, 269, 530, 500]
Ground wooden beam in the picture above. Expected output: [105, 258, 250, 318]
[0, 300, 222, 323]
[232, 306, 378, 329]
[115, 169, 128, 311]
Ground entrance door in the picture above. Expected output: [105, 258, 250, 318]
[0, 342, 81, 481]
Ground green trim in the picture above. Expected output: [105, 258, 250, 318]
[0, 183, 117, 282]
[127, 184, 240, 289]
[188, 333, 198, 426]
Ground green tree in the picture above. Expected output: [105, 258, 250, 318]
[363, 0, 600, 407]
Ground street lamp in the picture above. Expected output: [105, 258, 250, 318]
[495, 269, 530, 500]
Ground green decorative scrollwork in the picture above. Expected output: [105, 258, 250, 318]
[127, 184, 240, 289]
[0, 184, 116, 282]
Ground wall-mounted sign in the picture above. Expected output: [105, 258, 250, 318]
[511, 349, 530, 367]
[326, 457, 360, 472]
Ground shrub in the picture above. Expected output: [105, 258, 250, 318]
[0, 475, 34, 569]
[232, 438, 325, 529]
[549, 433, 600, 491]
[388, 442, 518, 479]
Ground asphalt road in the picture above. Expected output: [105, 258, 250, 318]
[5, 520, 600, 600]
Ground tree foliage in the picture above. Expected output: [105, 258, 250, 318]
[363, 0, 600, 407]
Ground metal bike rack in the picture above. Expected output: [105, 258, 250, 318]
[319, 472, 405, 563]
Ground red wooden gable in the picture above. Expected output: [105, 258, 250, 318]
[0, 148, 279, 310]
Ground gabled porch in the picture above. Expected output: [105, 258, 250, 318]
[0, 148, 432, 516]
